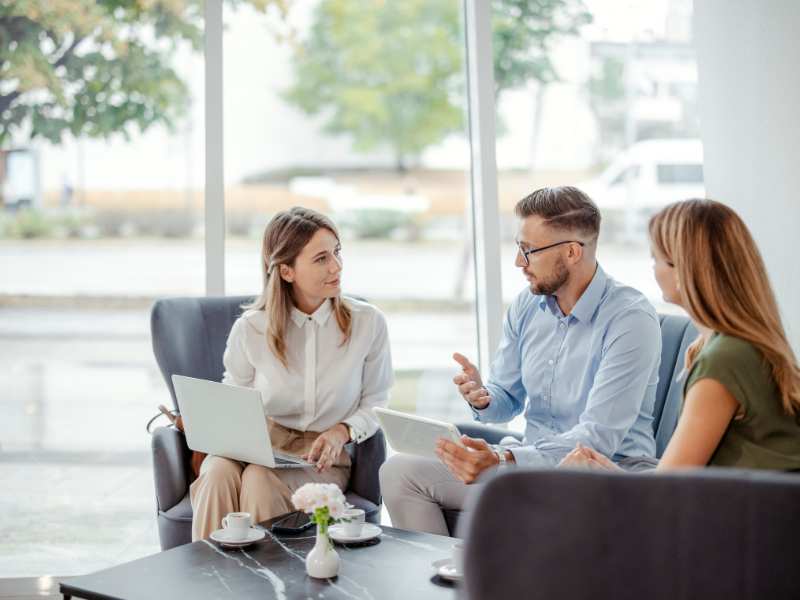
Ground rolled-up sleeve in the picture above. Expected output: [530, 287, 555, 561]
[509, 309, 661, 467]
[344, 310, 394, 443]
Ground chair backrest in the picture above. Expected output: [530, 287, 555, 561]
[462, 468, 800, 600]
[151, 296, 253, 410]
[653, 314, 698, 457]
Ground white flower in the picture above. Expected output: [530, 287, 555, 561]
[292, 483, 347, 518]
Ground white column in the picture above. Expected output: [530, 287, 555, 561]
[204, 0, 226, 296]
[693, 1, 800, 351]
[464, 0, 503, 372]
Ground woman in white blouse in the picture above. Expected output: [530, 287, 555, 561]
[190, 207, 393, 541]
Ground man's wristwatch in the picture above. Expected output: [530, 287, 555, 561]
[345, 424, 356, 443]
[493, 445, 509, 466]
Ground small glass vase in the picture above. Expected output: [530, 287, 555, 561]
[305, 523, 340, 579]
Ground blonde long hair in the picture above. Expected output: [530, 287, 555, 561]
[244, 207, 352, 369]
[649, 199, 800, 415]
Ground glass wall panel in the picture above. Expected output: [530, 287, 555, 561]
[0, 3, 205, 576]
[491, 0, 698, 315]
[222, 0, 479, 423]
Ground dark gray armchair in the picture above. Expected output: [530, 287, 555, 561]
[444, 313, 698, 534]
[150, 296, 386, 550]
[461, 468, 800, 599]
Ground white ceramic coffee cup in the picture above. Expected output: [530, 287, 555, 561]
[451, 541, 464, 574]
[341, 507, 365, 537]
[221, 512, 252, 539]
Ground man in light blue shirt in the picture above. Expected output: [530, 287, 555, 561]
[380, 186, 661, 535]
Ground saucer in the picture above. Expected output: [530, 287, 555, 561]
[431, 558, 462, 582]
[329, 523, 382, 543]
[210, 527, 266, 547]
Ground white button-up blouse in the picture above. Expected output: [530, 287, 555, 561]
[221, 297, 393, 443]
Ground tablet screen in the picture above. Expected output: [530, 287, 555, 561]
[375, 408, 462, 459]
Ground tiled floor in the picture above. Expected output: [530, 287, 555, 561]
[0, 460, 160, 578]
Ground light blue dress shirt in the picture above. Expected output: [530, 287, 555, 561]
[474, 264, 661, 467]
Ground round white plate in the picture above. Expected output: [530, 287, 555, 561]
[329, 523, 382, 543]
[210, 527, 266, 547]
[431, 558, 462, 582]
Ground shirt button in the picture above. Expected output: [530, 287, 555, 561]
[548, 359, 554, 365]
[559, 322, 565, 328]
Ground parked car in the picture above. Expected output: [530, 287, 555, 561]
[580, 138, 704, 240]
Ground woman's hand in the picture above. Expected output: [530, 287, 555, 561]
[558, 443, 620, 471]
[303, 423, 350, 472]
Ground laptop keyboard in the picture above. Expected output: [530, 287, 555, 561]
[274, 454, 303, 466]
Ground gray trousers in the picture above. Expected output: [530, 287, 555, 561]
[379, 452, 659, 537]
[379, 453, 484, 537]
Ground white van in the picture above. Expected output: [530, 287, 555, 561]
[581, 138, 705, 212]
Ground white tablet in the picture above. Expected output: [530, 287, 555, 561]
[373, 407, 464, 459]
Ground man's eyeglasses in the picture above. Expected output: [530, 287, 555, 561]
[516, 240, 585, 266]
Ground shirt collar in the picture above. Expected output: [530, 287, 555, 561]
[537, 294, 559, 316]
[290, 299, 334, 328]
[570, 264, 607, 323]
[535, 264, 607, 323]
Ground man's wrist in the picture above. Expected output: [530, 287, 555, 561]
[468, 391, 491, 410]
[493, 446, 515, 466]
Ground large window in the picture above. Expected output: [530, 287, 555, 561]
[221, 0, 479, 423]
[1, 0, 702, 578]
[491, 0, 700, 314]
[0, 3, 205, 576]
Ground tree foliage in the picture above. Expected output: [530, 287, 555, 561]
[285, 0, 591, 170]
[492, 0, 591, 92]
[0, 0, 288, 145]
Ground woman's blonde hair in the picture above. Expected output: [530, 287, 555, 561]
[649, 199, 800, 415]
[245, 207, 352, 369]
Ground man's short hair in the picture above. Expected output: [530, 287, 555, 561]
[515, 186, 600, 241]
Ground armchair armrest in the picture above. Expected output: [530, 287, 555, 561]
[346, 429, 386, 506]
[455, 422, 523, 445]
[151, 426, 192, 512]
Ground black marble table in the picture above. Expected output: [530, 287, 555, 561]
[59, 518, 460, 600]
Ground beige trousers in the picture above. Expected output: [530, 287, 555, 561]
[190, 420, 351, 541]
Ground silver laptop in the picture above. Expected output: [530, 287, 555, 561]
[172, 375, 308, 469]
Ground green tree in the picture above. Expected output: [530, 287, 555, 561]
[285, 0, 591, 171]
[492, 0, 590, 92]
[0, 0, 288, 145]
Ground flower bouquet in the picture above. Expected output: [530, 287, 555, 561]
[292, 483, 347, 578]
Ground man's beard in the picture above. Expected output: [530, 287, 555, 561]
[529, 257, 569, 296]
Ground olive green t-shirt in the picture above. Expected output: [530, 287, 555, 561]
[684, 333, 800, 470]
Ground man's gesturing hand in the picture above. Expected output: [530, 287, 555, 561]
[452, 352, 491, 409]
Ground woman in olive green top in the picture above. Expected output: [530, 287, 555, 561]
[562, 199, 800, 471]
